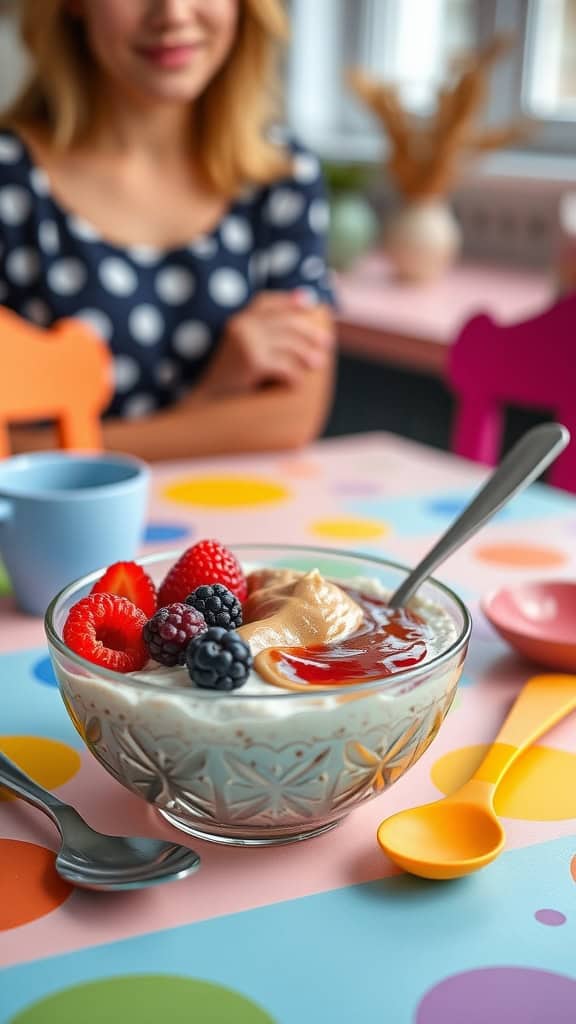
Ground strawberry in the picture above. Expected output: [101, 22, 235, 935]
[63, 593, 148, 673]
[158, 539, 247, 608]
[90, 561, 157, 617]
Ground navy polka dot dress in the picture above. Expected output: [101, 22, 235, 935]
[0, 131, 334, 418]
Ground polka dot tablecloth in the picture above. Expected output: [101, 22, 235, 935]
[1, 433, 576, 1024]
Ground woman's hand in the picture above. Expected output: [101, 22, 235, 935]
[197, 289, 334, 398]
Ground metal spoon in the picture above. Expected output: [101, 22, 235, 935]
[388, 422, 570, 609]
[0, 751, 201, 891]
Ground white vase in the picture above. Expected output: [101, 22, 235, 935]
[385, 199, 462, 283]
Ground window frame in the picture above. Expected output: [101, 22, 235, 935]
[285, 0, 576, 164]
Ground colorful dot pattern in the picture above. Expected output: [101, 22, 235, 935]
[2, 437, 576, 1023]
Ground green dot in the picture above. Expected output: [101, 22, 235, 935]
[273, 555, 366, 579]
[11, 975, 276, 1024]
[0, 560, 11, 596]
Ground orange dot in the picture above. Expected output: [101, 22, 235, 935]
[571, 855, 576, 883]
[0, 839, 72, 929]
[277, 458, 321, 479]
[474, 543, 567, 569]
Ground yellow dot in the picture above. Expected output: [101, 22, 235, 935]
[163, 476, 290, 509]
[431, 743, 576, 820]
[0, 736, 81, 802]
[310, 518, 389, 541]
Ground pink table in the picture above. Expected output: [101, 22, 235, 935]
[335, 252, 555, 374]
[1, 433, 576, 1023]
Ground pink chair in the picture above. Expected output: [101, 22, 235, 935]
[447, 292, 576, 492]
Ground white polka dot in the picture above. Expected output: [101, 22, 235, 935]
[48, 257, 87, 295]
[0, 186, 31, 225]
[128, 245, 161, 265]
[220, 216, 253, 253]
[267, 241, 300, 276]
[68, 215, 99, 241]
[309, 197, 330, 234]
[23, 297, 51, 326]
[123, 393, 157, 419]
[249, 251, 269, 285]
[0, 135, 23, 162]
[293, 152, 320, 184]
[38, 220, 59, 253]
[129, 303, 164, 345]
[74, 308, 113, 341]
[29, 168, 50, 196]
[114, 354, 140, 393]
[155, 358, 179, 387]
[301, 254, 325, 280]
[172, 320, 211, 359]
[266, 188, 305, 226]
[5, 247, 40, 286]
[189, 235, 218, 258]
[155, 266, 195, 305]
[99, 257, 137, 296]
[208, 267, 248, 307]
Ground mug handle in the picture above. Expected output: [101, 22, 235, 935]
[0, 499, 13, 524]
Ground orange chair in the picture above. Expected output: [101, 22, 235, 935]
[447, 293, 576, 493]
[0, 306, 113, 457]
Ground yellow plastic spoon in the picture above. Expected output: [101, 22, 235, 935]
[377, 673, 576, 880]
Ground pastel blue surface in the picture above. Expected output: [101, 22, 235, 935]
[1, 836, 574, 1023]
[143, 523, 192, 544]
[345, 482, 576, 537]
[0, 647, 80, 747]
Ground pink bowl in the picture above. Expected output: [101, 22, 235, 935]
[482, 580, 576, 672]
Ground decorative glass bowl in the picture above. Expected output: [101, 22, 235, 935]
[45, 546, 471, 846]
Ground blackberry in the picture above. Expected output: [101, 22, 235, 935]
[144, 603, 207, 667]
[185, 583, 243, 630]
[185, 627, 252, 691]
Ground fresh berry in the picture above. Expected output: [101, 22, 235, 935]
[185, 584, 243, 630]
[185, 627, 252, 691]
[158, 539, 247, 607]
[143, 603, 207, 667]
[90, 561, 157, 618]
[63, 593, 148, 672]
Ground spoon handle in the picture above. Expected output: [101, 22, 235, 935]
[470, 673, 576, 790]
[388, 422, 570, 608]
[0, 750, 68, 829]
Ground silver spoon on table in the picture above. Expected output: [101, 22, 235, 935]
[388, 422, 570, 609]
[0, 751, 201, 891]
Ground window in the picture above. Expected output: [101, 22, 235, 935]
[523, 0, 576, 118]
[286, 0, 576, 161]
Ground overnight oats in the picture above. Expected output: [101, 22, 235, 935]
[46, 543, 471, 845]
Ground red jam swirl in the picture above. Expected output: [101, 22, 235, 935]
[268, 588, 431, 687]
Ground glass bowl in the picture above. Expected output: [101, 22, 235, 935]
[45, 545, 471, 846]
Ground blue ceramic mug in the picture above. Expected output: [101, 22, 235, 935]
[0, 451, 150, 616]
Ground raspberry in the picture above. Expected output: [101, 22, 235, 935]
[143, 603, 207, 667]
[185, 584, 243, 630]
[185, 627, 253, 691]
[90, 561, 157, 618]
[63, 593, 148, 673]
[158, 539, 247, 607]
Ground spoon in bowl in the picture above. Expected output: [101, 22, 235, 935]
[376, 672, 576, 878]
[388, 422, 570, 609]
[0, 751, 201, 891]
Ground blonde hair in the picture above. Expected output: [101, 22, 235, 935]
[2, 0, 292, 197]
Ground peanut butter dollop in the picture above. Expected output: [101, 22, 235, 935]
[238, 569, 364, 689]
